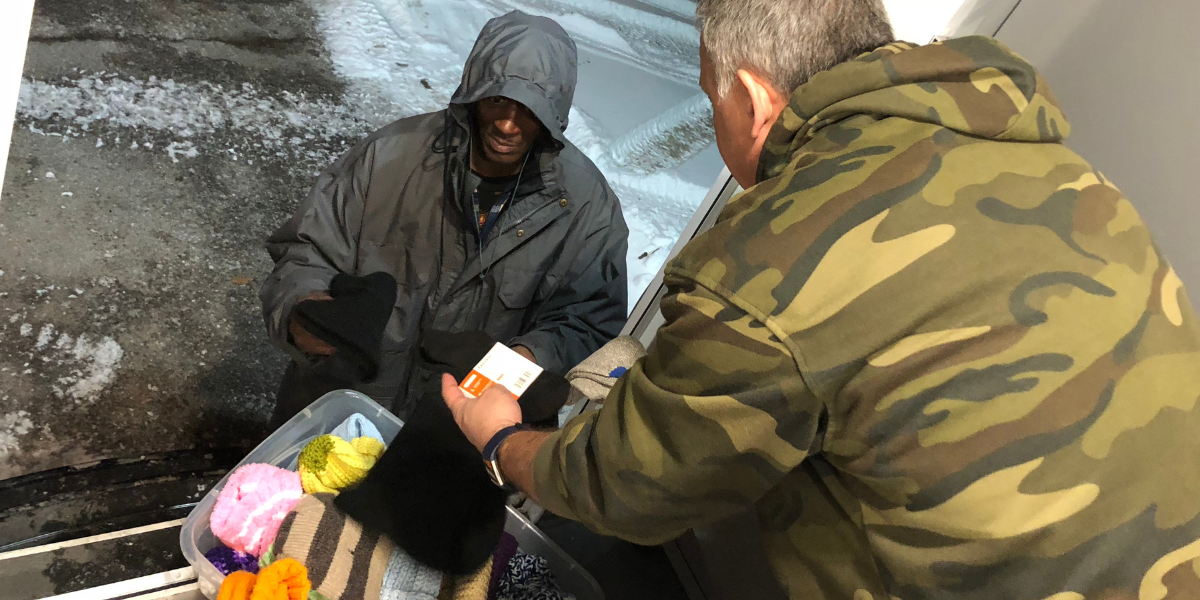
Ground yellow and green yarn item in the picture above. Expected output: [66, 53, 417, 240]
[297, 435, 385, 494]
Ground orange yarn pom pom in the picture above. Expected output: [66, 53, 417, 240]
[217, 571, 257, 600]
[251, 558, 311, 600]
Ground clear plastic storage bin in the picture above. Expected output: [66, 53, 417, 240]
[180, 390, 603, 600]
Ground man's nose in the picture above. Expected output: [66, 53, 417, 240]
[493, 108, 522, 136]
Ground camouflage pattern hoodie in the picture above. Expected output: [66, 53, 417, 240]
[533, 36, 1200, 599]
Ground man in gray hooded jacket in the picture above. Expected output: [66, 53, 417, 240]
[260, 11, 629, 423]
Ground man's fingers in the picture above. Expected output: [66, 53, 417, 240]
[308, 337, 336, 356]
[441, 373, 466, 413]
[289, 320, 336, 356]
[483, 382, 516, 400]
[301, 291, 334, 302]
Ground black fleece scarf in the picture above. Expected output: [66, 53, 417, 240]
[293, 272, 397, 383]
[419, 330, 571, 427]
[334, 389, 507, 575]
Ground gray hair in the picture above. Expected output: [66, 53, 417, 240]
[696, 0, 895, 99]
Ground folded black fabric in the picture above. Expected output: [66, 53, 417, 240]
[293, 271, 397, 383]
[334, 390, 507, 575]
[522, 372, 571, 428]
[419, 330, 495, 380]
[419, 330, 570, 426]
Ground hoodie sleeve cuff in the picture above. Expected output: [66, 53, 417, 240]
[507, 330, 560, 372]
[270, 278, 331, 351]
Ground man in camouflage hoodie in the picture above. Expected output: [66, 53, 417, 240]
[441, 0, 1200, 597]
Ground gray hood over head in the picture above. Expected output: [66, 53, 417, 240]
[450, 11, 577, 146]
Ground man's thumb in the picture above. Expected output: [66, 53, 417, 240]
[441, 373, 465, 411]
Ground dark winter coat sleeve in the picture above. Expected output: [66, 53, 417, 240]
[509, 179, 628, 374]
[259, 143, 375, 359]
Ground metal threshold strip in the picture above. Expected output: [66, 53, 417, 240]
[0, 520, 184, 562]
[0, 520, 200, 600]
[40, 567, 199, 600]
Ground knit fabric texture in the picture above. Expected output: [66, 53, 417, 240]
[334, 391, 507, 576]
[495, 554, 566, 600]
[487, 533, 519, 597]
[210, 464, 304, 557]
[207, 545, 260, 575]
[564, 335, 646, 407]
[274, 493, 396, 600]
[293, 271, 397, 383]
[219, 571, 258, 600]
[216, 559, 311, 600]
[331, 413, 385, 445]
[255, 559, 312, 600]
[380, 545, 443, 600]
[436, 560, 491, 600]
[298, 434, 386, 494]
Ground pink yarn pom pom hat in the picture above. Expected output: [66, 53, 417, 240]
[209, 463, 304, 557]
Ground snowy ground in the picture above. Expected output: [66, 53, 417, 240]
[0, 0, 353, 477]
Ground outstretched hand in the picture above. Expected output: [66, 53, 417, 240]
[289, 292, 336, 356]
[441, 373, 522, 452]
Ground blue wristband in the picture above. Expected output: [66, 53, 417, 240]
[482, 424, 529, 462]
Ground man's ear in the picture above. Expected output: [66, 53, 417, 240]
[736, 69, 786, 141]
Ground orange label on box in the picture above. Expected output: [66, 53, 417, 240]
[458, 343, 543, 399]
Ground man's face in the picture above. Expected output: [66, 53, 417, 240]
[473, 96, 542, 171]
[700, 40, 759, 189]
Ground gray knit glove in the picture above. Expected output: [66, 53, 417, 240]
[565, 336, 647, 406]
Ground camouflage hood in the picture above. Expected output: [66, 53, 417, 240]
[759, 36, 1071, 182]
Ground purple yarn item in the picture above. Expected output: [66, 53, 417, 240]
[488, 531, 520, 596]
[205, 545, 259, 575]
